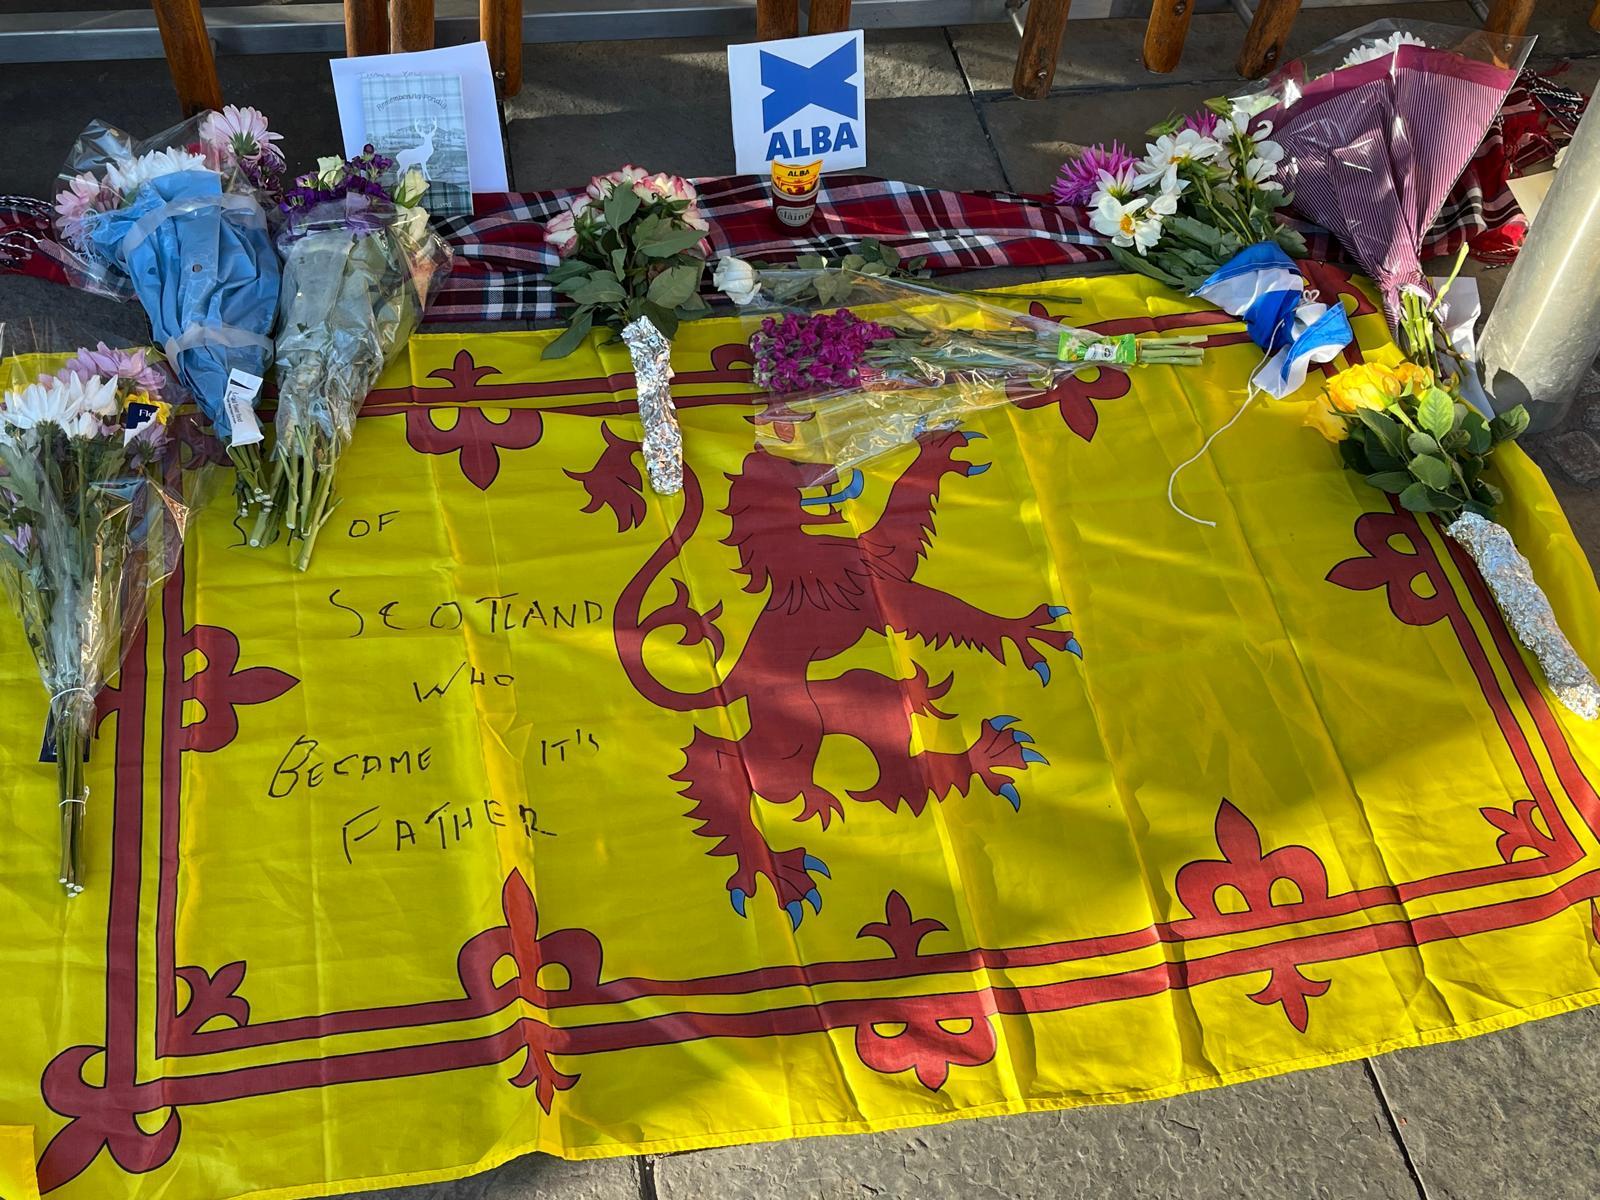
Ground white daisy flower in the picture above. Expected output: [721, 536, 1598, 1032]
[1340, 31, 1428, 69]
[1133, 130, 1222, 191]
[103, 148, 209, 197]
[1091, 194, 1164, 255]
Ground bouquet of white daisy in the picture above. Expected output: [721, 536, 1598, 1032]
[1069, 97, 1304, 290]
[0, 326, 191, 894]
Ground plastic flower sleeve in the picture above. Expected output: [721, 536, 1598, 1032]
[261, 197, 452, 568]
[751, 270, 1203, 486]
[0, 320, 195, 893]
[1239, 18, 1534, 328]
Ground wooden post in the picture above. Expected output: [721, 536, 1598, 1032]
[1236, 0, 1300, 79]
[482, 0, 523, 98]
[1591, 0, 1600, 33]
[808, 0, 853, 33]
[1483, 0, 1536, 38]
[390, 0, 436, 52]
[150, 0, 223, 117]
[1012, 0, 1072, 100]
[1142, 0, 1194, 74]
[757, 0, 800, 39]
[345, 0, 390, 57]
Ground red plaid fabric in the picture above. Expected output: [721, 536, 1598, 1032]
[0, 73, 1583, 325]
[427, 175, 1106, 323]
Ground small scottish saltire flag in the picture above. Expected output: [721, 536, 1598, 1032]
[1193, 243, 1353, 398]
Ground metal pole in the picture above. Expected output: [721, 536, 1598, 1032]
[1479, 99, 1600, 433]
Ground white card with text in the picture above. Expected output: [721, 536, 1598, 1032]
[727, 30, 866, 175]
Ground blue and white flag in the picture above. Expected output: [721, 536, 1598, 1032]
[1193, 243, 1353, 399]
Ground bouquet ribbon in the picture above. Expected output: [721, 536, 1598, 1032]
[118, 192, 265, 259]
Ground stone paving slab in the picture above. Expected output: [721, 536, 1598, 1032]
[1370, 1006, 1600, 1200]
[348, 1153, 641, 1200]
[650, 1063, 1421, 1200]
[980, 80, 1224, 193]
[510, 93, 1006, 194]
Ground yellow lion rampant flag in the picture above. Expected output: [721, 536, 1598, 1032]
[3, 270, 1600, 1200]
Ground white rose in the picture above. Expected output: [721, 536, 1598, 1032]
[714, 257, 762, 307]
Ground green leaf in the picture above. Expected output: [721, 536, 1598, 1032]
[1490, 405, 1530, 443]
[1398, 482, 1437, 513]
[646, 261, 702, 309]
[570, 272, 628, 305]
[1440, 428, 1470, 454]
[1340, 438, 1372, 474]
[797, 253, 826, 270]
[1108, 244, 1186, 288]
[541, 309, 594, 360]
[611, 248, 627, 278]
[604, 184, 641, 228]
[1463, 411, 1492, 454]
[1353, 407, 1404, 455]
[1408, 454, 1453, 491]
[1417, 387, 1454, 438]
[641, 302, 680, 339]
[553, 273, 598, 299]
[1473, 480, 1505, 507]
[1365, 471, 1415, 494]
[547, 260, 589, 284]
[640, 226, 708, 259]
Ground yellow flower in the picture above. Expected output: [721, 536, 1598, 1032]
[1303, 403, 1349, 444]
[1323, 362, 1402, 414]
[1392, 361, 1434, 394]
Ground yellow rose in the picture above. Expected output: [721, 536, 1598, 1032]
[1303, 403, 1349, 444]
[1323, 363, 1402, 414]
[1392, 361, 1434, 394]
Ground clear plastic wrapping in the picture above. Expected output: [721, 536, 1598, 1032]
[751, 270, 1203, 483]
[1241, 19, 1535, 325]
[257, 196, 452, 568]
[0, 321, 194, 894]
[54, 112, 284, 504]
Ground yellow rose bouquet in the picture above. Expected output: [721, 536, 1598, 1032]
[1309, 358, 1599, 719]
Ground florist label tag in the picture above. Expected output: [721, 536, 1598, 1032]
[223, 369, 265, 448]
[727, 31, 867, 176]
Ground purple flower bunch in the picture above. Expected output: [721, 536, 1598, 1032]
[749, 310, 896, 394]
[1052, 141, 1137, 207]
[279, 146, 398, 218]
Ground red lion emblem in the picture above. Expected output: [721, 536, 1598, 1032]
[581, 427, 1079, 925]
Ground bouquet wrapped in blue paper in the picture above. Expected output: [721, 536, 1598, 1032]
[52, 108, 286, 508]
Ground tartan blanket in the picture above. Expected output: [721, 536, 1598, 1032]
[0, 72, 1581, 325]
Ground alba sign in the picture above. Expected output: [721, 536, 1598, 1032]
[727, 30, 867, 175]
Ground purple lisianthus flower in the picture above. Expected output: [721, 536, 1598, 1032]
[1181, 109, 1221, 138]
[1052, 141, 1137, 207]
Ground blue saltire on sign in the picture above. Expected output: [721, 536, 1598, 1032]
[727, 31, 868, 175]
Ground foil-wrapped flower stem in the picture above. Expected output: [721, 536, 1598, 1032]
[622, 316, 683, 495]
[1447, 512, 1600, 720]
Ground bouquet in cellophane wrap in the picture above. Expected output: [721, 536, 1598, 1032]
[742, 269, 1205, 484]
[252, 152, 452, 569]
[0, 324, 194, 894]
[51, 106, 284, 510]
[1246, 19, 1533, 341]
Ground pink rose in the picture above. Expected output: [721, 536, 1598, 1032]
[544, 209, 579, 257]
[588, 165, 649, 203]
